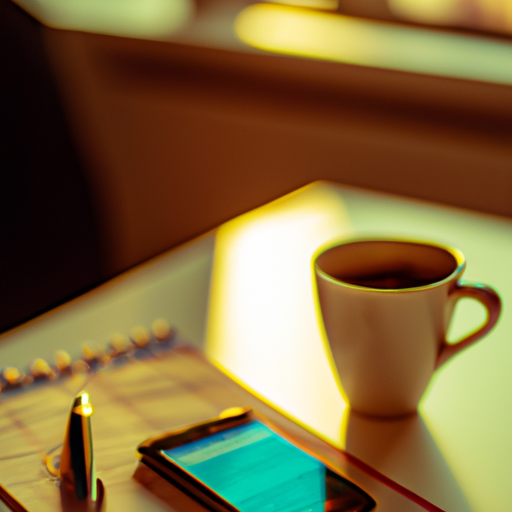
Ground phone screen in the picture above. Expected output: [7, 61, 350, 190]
[161, 420, 375, 512]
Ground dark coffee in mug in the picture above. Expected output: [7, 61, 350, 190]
[338, 267, 441, 290]
[317, 240, 459, 290]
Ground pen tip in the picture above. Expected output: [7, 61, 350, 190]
[72, 391, 94, 416]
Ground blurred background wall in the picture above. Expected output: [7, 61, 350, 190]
[1, 0, 512, 332]
[0, 0, 102, 332]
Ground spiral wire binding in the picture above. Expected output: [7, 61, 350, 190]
[0, 319, 183, 396]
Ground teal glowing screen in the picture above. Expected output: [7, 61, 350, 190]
[162, 421, 375, 512]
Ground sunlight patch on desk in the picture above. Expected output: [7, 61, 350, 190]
[206, 182, 352, 444]
[235, 3, 512, 86]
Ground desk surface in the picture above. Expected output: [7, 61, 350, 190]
[1, 181, 511, 512]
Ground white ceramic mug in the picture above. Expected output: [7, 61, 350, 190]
[314, 239, 502, 417]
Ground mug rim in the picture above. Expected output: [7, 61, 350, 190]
[313, 237, 466, 293]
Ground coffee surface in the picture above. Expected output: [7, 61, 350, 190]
[337, 267, 440, 289]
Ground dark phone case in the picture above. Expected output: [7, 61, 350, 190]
[137, 408, 376, 512]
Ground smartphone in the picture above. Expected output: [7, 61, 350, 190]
[137, 407, 376, 512]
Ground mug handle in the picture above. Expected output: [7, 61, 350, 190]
[436, 282, 502, 369]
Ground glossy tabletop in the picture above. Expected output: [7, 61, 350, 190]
[1, 181, 511, 512]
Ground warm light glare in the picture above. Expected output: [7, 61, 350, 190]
[13, 0, 192, 38]
[390, 0, 512, 34]
[74, 392, 94, 416]
[81, 404, 94, 417]
[389, 0, 458, 22]
[206, 183, 353, 445]
[268, 0, 339, 11]
[235, 3, 512, 85]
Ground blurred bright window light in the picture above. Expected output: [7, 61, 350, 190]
[267, 0, 339, 11]
[235, 3, 512, 85]
[13, 0, 193, 39]
[389, 0, 512, 34]
[390, 0, 461, 23]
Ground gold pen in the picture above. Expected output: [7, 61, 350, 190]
[59, 391, 105, 511]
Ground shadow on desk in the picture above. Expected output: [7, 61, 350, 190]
[133, 463, 207, 512]
[343, 411, 474, 512]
